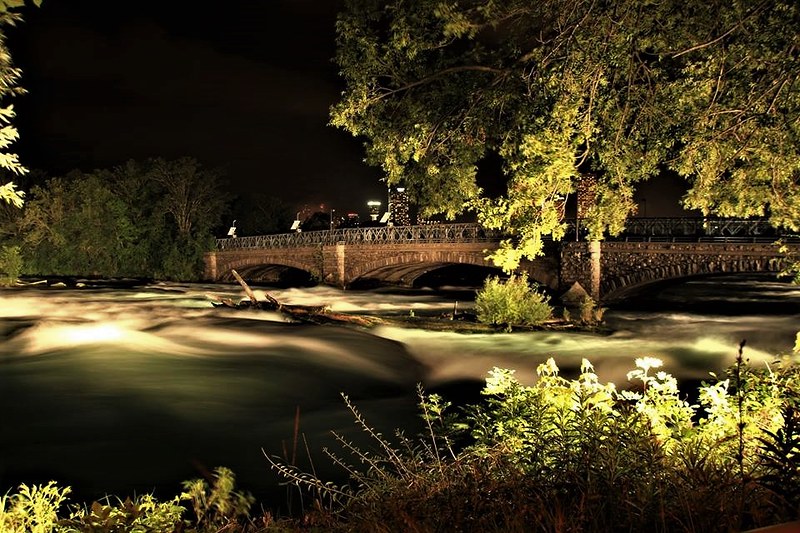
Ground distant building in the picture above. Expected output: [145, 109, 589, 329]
[342, 212, 360, 228]
[576, 175, 598, 219]
[389, 186, 412, 226]
[297, 203, 327, 222]
[417, 213, 449, 225]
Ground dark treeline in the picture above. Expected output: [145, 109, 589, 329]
[0, 157, 291, 282]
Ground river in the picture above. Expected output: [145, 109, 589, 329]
[0, 273, 797, 509]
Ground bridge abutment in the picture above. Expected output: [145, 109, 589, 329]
[203, 252, 217, 281]
[319, 243, 347, 288]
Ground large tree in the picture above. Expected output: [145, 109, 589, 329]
[332, 0, 799, 269]
[20, 159, 230, 280]
[148, 157, 229, 239]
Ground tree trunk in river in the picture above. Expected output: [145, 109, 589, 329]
[219, 269, 383, 327]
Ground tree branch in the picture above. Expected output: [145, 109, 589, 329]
[369, 65, 506, 104]
[672, 0, 772, 59]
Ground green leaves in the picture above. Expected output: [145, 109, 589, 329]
[0, 1, 42, 14]
[0, 481, 70, 533]
[19, 159, 229, 279]
[0, 1, 37, 207]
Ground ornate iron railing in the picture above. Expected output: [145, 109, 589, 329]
[216, 218, 789, 250]
[617, 217, 777, 237]
[216, 223, 500, 250]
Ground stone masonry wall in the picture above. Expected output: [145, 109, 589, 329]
[206, 242, 560, 288]
[560, 241, 594, 295]
[208, 240, 795, 295]
[560, 241, 793, 301]
[599, 242, 787, 299]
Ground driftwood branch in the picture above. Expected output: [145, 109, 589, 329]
[232, 269, 262, 305]
[211, 270, 383, 327]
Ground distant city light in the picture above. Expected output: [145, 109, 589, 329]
[389, 186, 411, 225]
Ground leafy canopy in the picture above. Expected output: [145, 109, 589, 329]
[332, 0, 800, 269]
[0, 0, 40, 208]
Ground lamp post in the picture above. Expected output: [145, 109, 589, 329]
[330, 208, 336, 231]
[387, 183, 392, 224]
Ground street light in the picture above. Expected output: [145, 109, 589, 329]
[330, 208, 336, 231]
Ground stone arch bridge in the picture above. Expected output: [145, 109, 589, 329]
[205, 224, 559, 290]
[204, 221, 798, 301]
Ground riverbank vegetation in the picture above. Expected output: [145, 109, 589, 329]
[4, 350, 800, 532]
[0, 158, 230, 281]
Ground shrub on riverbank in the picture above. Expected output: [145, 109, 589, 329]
[271, 350, 800, 532]
[4, 353, 800, 532]
[1, 468, 259, 533]
[474, 273, 552, 330]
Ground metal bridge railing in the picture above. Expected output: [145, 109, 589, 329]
[617, 217, 778, 237]
[216, 223, 499, 250]
[215, 218, 793, 250]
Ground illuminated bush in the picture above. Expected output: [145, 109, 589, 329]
[475, 273, 552, 329]
[60, 494, 184, 532]
[270, 356, 800, 532]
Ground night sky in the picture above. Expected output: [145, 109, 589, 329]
[6, 0, 690, 219]
[8, 0, 386, 216]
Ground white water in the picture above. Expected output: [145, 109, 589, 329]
[0, 275, 797, 505]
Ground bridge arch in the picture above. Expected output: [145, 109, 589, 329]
[601, 255, 785, 301]
[221, 263, 316, 285]
[348, 249, 498, 287]
[348, 249, 558, 289]
[213, 251, 320, 284]
[351, 261, 506, 288]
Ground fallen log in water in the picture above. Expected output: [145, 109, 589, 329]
[209, 270, 385, 327]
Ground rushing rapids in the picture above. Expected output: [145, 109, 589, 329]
[0, 274, 797, 506]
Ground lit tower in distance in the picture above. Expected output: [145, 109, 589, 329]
[574, 174, 599, 240]
[576, 175, 598, 220]
[367, 200, 381, 221]
[388, 186, 412, 226]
